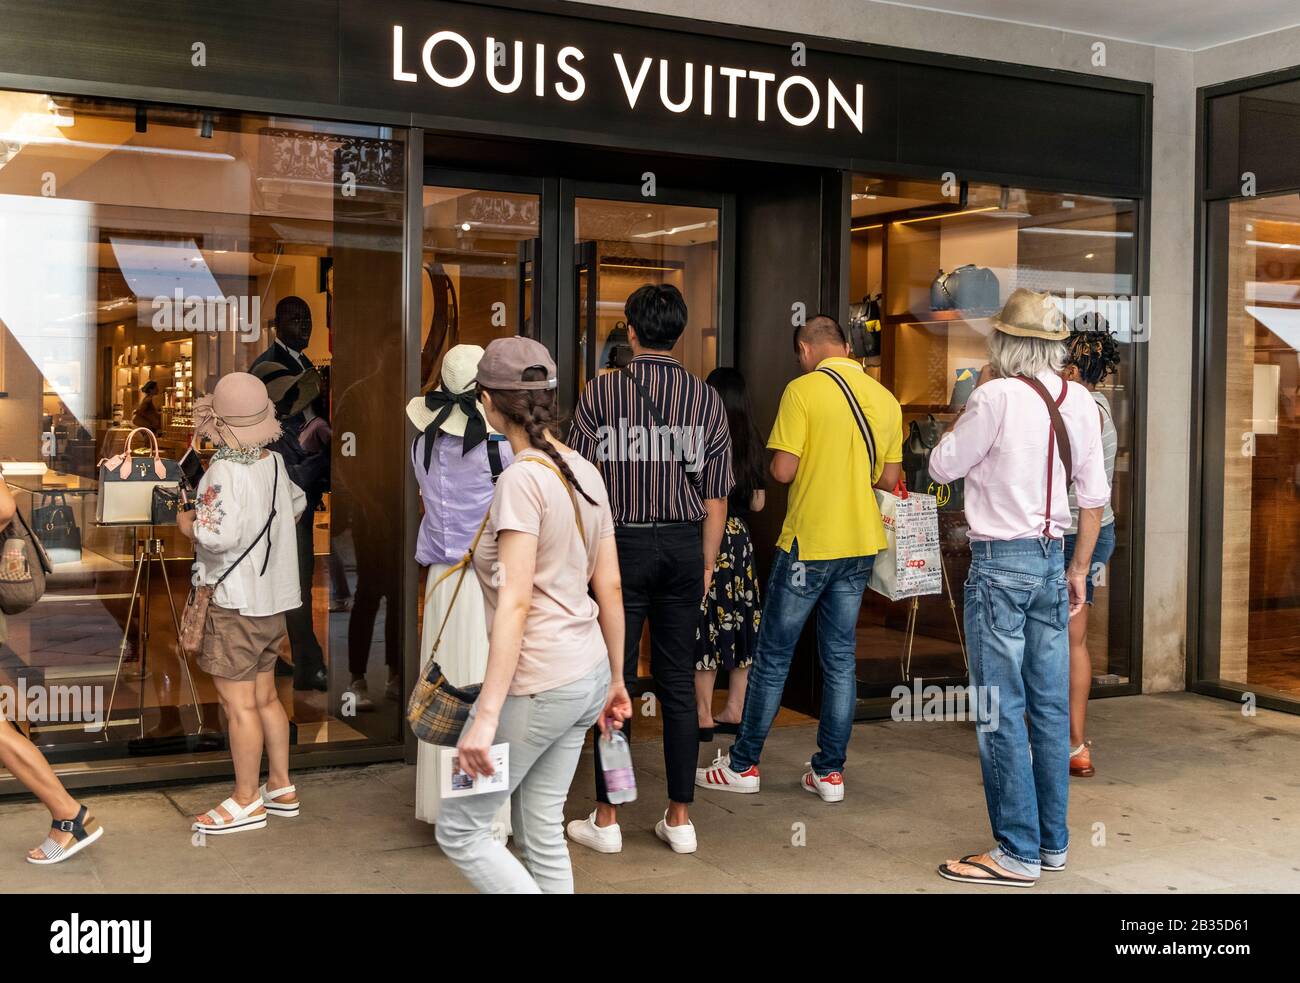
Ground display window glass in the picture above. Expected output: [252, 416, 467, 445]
[1204, 191, 1300, 701]
[848, 174, 1138, 696]
[0, 91, 408, 763]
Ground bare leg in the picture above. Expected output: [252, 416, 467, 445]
[254, 670, 294, 801]
[195, 677, 264, 825]
[717, 667, 749, 724]
[694, 668, 717, 728]
[1068, 606, 1091, 749]
[0, 717, 87, 858]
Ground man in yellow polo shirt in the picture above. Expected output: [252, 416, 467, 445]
[697, 315, 901, 802]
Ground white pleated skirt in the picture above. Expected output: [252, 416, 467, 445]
[413, 561, 512, 837]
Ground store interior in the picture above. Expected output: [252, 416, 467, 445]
[1217, 191, 1300, 698]
[0, 92, 407, 759]
[847, 174, 1138, 695]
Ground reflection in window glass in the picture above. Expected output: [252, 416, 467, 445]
[0, 92, 407, 764]
[1211, 193, 1300, 700]
[848, 175, 1137, 696]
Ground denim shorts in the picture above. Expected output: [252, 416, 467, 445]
[1062, 521, 1116, 605]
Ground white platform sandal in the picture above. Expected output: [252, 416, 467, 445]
[259, 783, 300, 818]
[26, 805, 104, 865]
[192, 796, 267, 835]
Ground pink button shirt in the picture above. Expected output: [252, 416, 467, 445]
[928, 371, 1110, 541]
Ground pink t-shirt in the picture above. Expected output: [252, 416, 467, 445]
[928, 371, 1110, 541]
[472, 449, 615, 697]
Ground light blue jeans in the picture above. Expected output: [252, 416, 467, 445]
[730, 541, 874, 777]
[965, 537, 1071, 879]
[436, 661, 610, 894]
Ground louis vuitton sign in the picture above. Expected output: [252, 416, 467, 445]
[341, 0, 899, 163]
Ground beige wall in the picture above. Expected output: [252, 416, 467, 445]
[571, 0, 1295, 694]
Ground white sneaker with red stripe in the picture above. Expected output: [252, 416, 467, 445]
[695, 751, 760, 793]
[801, 766, 845, 802]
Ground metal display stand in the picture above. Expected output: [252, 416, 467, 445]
[103, 527, 204, 739]
[900, 553, 969, 682]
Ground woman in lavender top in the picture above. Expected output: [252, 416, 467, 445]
[407, 345, 513, 829]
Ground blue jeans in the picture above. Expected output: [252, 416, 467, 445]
[730, 541, 874, 777]
[965, 537, 1071, 879]
[1063, 521, 1116, 605]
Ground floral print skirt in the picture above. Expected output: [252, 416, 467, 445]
[695, 515, 761, 671]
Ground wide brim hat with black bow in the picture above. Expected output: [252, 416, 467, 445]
[406, 345, 496, 464]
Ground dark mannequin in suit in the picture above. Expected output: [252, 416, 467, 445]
[256, 296, 328, 692]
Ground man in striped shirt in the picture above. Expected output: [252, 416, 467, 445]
[565, 283, 733, 856]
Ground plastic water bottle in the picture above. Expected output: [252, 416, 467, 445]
[598, 724, 637, 804]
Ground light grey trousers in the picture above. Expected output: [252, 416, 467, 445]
[436, 660, 610, 894]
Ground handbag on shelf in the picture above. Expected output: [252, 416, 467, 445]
[902, 415, 964, 512]
[848, 293, 883, 359]
[930, 265, 1000, 313]
[32, 492, 82, 564]
[0, 506, 53, 616]
[95, 427, 182, 526]
[179, 459, 279, 658]
[407, 454, 587, 746]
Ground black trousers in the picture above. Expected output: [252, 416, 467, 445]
[594, 522, 703, 805]
[286, 508, 325, 683]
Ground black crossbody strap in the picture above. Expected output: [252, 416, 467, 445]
[818, 367, 877, 478]
[486, 439, 504, 484]
[214, 455, 279, 587]
[618, 364, 698, 489]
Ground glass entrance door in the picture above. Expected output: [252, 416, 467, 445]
[419, 176, 543, 389]
[564, 187, 726, 401]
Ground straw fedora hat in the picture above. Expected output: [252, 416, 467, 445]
[989, 288, 1070, 341]
[194, 373, 283, 449]
[406, 344, 492, 437]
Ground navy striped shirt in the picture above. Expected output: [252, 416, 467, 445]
[569, 354, 733, 524]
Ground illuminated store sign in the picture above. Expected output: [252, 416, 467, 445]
[389, 25, 867, 133]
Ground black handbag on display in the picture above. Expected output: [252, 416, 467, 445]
[32, 493, 81, 564]
[902, 415, 964, 511]
[151, 485, 182, 526]
[848, 293, 883, 359]
[930, 265, 1000, 313]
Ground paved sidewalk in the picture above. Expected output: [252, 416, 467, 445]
[3, 692, 1298, 893]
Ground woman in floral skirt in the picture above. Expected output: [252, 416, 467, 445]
[695, 367, 765, 740]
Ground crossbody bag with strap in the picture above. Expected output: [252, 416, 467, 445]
[179, 456, 280, 657]
[407, 452, 587, 744]
[818, 366, 878, 479]
[1014, 375, 1073, 538]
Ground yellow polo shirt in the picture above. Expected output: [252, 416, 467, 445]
[767, 357, 903, 560]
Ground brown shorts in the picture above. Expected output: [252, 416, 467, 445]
[198, 605, 287, 682]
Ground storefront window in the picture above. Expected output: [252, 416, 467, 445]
[848, 175, 1138, 696]
[0, 92, 407, 763]
[1206, 191, 1300, 700]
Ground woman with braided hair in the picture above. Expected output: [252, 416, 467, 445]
[1061, 314, 1121, 778]
[435, 336, 631, 893]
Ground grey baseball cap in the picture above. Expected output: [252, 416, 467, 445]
[475, 336, 558, 391]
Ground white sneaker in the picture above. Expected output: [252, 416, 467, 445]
[565, 811, 623, 854]
[345, 679, 375, 712]
[801, 766, 845, 803]
[695, 750, 760, 793]
[654, 811, 697, 854]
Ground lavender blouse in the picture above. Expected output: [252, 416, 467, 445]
[412, 432, 512, 567]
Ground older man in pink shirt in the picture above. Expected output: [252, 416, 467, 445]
[929, 289, 1109, 888]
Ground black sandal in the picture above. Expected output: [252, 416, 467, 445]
[937, 854, 1035, 888]
[26, 805, 104, 866]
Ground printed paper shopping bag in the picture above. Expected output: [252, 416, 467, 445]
[869, 484, 942, 601]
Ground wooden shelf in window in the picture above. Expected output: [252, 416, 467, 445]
[885, 311, 995, 326]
